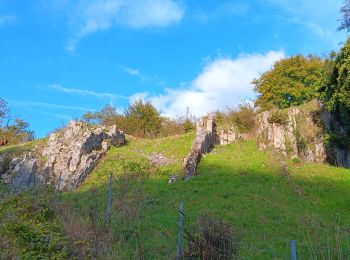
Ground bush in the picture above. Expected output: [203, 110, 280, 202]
[217, 102, 256, 133]
[292, 157, 301, 163]
[185, 215, 240, 259]
[183, 119, 195, 133]
[81, 101, 194, 138]
[267, 110, 289, 125]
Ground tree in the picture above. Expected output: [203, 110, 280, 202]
[319, 38, 350, 129]
[183, 119, 195, 133]
[253, 55, 325, 110]
[81, 111, 96, 124]
[0, 98, 9, 126]
[124, 99, 162, 138]
[338, 0, 350, 32]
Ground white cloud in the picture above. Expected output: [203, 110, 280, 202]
[122, 66, 141, 76]
[64, 0, 184, 50]
[129, 92, 149, 104]
[0, 15, 17, 26]
[48, 84, 128, 101]
[136, 51, 285, 117]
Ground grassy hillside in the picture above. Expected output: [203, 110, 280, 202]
[1, 132, 350, 259]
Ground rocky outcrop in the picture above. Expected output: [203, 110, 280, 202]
[1, 153, 38, 191]
[0, 121, 125, 191]
[257, 100, 350, 167]
[183, 114, 217, 179]
[257, 102, 327, 163]
[217, 129, 247, 145]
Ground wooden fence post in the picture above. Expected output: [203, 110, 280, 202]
[55, 173, 62, 204]
[177, 202, 184, 260]
[105, 173, 113, 224]
[290, 240, 297, 260]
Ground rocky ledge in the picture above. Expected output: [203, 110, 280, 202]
[0, 121, 125, 191]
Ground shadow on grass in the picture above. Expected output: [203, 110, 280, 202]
[2, 139, 350, 259]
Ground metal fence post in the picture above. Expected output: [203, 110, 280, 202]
[177, 202, 184, 260]
[290, 240, 297, 260]
[105, 173, 113, 224]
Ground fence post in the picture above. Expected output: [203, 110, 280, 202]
[177, 202, 184, 260]
[290, 240, 297, 260]
[105, 173, 113, 224]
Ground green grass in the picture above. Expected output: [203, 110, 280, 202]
[0, 138, 48, 156]
[2, 132, 350, 259]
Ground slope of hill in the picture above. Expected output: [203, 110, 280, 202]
[1, 132, 350, 259]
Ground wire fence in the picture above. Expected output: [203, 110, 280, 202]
[176, 202, 350, 260]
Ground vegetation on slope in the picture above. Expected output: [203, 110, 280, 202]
[1, 132, 350, 258]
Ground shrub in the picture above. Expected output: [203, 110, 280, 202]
[218, 102, 256, 133]
[292, 157, 301, 163]
[81, 101, 193, 138]
[267, 110, 289, 125]
[183, 119, 195, 133]
[159, 117, 184, 137]
[185, 215, 240, 259]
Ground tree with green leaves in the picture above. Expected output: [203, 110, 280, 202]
[0, 98, 9, 126]
[319, 38, 350, 130]
[124, 99, 162, 138]
[253, 55, 325, 110]
[338, 0, 350, 32]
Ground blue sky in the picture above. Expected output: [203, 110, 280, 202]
[0, 0, 346, 138]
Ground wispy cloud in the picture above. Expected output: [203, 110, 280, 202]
[119, 66, 165, 86]
[10, 100, 96, 112]
[48, 84, 128, 101]
[267, 0, 342, 45]
[40, 111, 73, 121]
[193, 2, 249, 24]
[282, 16, 331, 38]
[60, 0, 185, 51]
[0, 15, 17, 26]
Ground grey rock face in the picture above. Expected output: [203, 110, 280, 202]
[183, 114, 217, 179]
[217, 129, 247, 145]
[0, 121, 125, 191]
[257, 100, 350, 167]
[257, 103, 327, 163]
[1, 154, 38, 190]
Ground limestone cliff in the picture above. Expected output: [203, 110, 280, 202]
[0, 121, 125, 191]
[257, 100, 350, 168]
